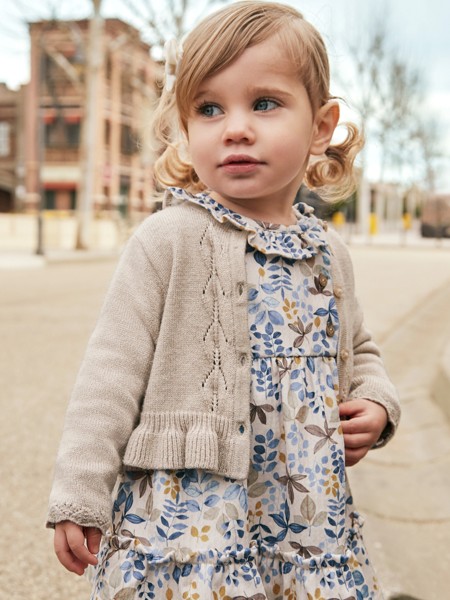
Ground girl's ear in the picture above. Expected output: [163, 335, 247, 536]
[310, 101, 340, 156]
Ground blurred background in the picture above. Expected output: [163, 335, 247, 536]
[0, 1, 449, 599]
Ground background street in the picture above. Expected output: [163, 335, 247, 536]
[1, 244, 449, 599]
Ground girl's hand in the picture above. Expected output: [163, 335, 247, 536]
[54, 521, 102, 575]
[339, 398, 388, 467]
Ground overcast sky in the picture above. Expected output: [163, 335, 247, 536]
[1, 0, 449, 190]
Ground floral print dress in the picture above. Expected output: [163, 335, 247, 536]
[88, 190, 381, 600]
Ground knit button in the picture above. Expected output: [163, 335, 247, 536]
[238, 423, 245, 434]
[240, 353, 247, 366]
[334, 286, 343, 298]
[340, 349, 349, 361]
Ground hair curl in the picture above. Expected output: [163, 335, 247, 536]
[151, 1, 363, 202]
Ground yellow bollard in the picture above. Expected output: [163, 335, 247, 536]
[369, 213, 378, 235]
[332, 211, 345, 228]
[402, 213, 412, 230]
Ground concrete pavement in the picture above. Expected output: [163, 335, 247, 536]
[348, 245, 450, 600]
[0, 243, 449, 599]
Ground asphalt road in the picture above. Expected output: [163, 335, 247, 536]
[1, 246, 449, 599]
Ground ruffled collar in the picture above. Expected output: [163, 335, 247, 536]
[166, 187, 329, 260]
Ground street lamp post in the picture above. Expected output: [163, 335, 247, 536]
[35, 42, 47, 256]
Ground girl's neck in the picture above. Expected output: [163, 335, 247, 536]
[208, 192, 297, 226]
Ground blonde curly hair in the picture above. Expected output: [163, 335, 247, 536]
[151, 1, 363, 202]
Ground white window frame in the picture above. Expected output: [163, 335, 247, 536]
[0, 122, 11, 157]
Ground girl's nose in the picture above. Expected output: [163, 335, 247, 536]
[222, 111, 255, 144]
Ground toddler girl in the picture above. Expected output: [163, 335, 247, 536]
[48, 2, 400, 598]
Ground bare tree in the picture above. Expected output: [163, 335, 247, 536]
[76, 0, 103, 249]
[376, 58, 423, 183]
[117, 0, 226, 53]
[336, 8, 429, 232]
[412, 117, 446, 193]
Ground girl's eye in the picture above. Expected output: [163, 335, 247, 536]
[254, 98, 279, 112]
[197, 103, 222, 117]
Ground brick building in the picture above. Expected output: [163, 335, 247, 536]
[0, 17, 159, 216]
[0, 83, 26, 212]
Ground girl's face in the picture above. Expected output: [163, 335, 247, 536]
[186, 36, 338, 221]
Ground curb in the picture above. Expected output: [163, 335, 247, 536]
[0, 250, 121, 269]
[0, 254, 46, 270]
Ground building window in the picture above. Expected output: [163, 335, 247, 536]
[45, 189, 56, 209]
[104, 119, 111, 146]
[0, 122, 11, 157]
[45, 120, 80, 148]
[66, 122, 80, 147]
[121, 124, 137, 155]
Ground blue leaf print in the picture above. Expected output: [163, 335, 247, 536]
[265, 321, 274, 335]
[223, 483, 242, 500]
[314, 308, 328, 317]
[263, 296, 279, 307]
[156, 525, 167, 539]
[254, 251, 267, 266]
[184, 485, 202, 497]
[255, 310, 266, 325]
[248, 288, 259, 301]
[290, 523, 308, 534]
[185, 500, 201, 512]
[173, 566, 182, 585]
[125, 514, 145, 524]
[357, 585, 370, 600]
[249, 302, 261, 314]
[353, 570, 365, 586]
[261, 283, 276, 294]
[271, 513, 287, 528]
[306, 357, 315, 373]
[168, 531, 184, 541]
[124, 492, 133, 514]
[117, 487, 127, 507]
[282, 562, 294, 574]
[276, 529, 287, 542]
[268, 310, 284, 325]
[182, 564, 193, 577]
[204, 494, 220, 507]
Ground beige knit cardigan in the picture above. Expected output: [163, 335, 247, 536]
[47, 201, 400, 533]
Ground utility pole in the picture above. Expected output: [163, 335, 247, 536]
[76, 0, 103, 249]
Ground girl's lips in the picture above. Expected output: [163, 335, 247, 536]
[220, 155, 263, 174]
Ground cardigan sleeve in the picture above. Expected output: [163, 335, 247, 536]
[328, 229, 400, 448]
[47, 232, 165, 533]
[349, 295, 400, 447]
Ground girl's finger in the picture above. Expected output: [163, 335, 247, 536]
[54, 526, 86, 575]
[342, 433, 372, 449]
[86, 527, 102, 555]
[65, 523, 98, 567]
[345, 446, 369, 466]
[340, 416, 372, 435]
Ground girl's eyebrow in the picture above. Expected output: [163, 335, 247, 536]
[193, 89, 211, 102]
[193, 85, 295, 102]
[246, 85, 295, 99]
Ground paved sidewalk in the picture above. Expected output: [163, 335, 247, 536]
[348, 246, 450, 600]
